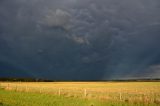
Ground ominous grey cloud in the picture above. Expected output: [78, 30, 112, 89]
[0, 0, 160, 80]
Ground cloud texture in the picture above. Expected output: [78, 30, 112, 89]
[0, 0, 160, 80]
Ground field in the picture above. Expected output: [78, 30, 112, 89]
[0, 82, 160, 106]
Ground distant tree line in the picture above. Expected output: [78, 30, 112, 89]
[0, 78, 53, 82]
[0, 77, 160, 82]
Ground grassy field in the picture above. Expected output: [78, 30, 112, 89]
[0, 82, 160, 106]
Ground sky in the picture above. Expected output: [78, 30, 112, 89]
[0, 0, 160, 80]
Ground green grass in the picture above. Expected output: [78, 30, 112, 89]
[0, 89, 159, 106]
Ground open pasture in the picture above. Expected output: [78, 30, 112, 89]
[0, 82, 160, 106]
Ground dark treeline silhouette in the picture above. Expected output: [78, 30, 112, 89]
[0, 77, 160, 82]
[0, 78, 53, 82]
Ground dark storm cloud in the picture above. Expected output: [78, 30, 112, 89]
[0, 0, 160, 80]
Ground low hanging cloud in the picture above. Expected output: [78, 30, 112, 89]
[0, 0, 160, 80]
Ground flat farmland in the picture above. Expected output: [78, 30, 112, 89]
[0, 82, 160, 106]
